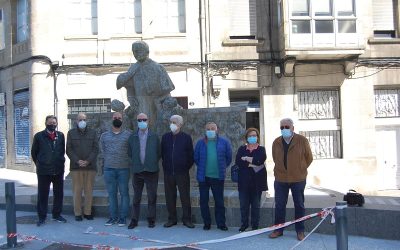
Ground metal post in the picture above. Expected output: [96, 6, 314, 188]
[5, 182, 17, 248]
[335, 201, 348, 250]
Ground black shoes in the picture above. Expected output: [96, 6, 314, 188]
[148, 220, 155, 228]
[203, 224, 211, 230]
[183, 221, 195, 228]
[239, 225, 248, 232]
[75, 216, 83, 221]
[218, 225, 228, 231]
[52, 215, 67, 223]
[36, 218, 45, 227]
[84, 214, 94, 220]
[163, 221, 177, 228]
[128, 219, 138, 229]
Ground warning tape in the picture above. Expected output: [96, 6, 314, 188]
[4, 206, 337, 250]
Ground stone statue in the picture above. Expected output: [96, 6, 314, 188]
[116, 41, 175, 130]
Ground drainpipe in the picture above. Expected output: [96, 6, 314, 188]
[199, 0, 205, 97]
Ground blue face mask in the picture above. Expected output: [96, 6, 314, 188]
[281, 129, 292, 138]
[247, 136, 257, 144]
[206, 130, 216, 139]
[138, 121, 148, 130]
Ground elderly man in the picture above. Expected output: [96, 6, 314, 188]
[161, 115, 194, 228]
[269, 118, 313, 241]
[99, 112, 132, 227]
[66, 113, 98, 221]
[194, 122, 232, 231]
[31, 115, 66, 226]
[128, 113, 161, 229]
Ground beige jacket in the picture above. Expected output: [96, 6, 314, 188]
[272, 133, 313, 183]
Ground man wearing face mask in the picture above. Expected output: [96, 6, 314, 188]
[98, 112, 132, 227]
[127, 113, 161, 229]
[269, 118, 313, 241]
[31, 115, 66, 226]
[161, 115, 194, 228]
[194, 122, 232, 231]
[66, 113, 98, 221]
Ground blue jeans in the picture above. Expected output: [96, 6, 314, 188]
[199, 177, 226, 227]
[239, 189, 262, 228]
[274, 180, 306, 233]
[104, 168, 130, 219]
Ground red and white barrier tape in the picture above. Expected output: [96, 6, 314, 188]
[4, 206, 336, 250]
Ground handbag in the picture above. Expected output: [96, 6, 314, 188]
[343, 189, 365, 207]
[230, 164, 239, 183]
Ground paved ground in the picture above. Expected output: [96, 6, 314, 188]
[1, 210, 400, 250]
[1, 168, 400, 249]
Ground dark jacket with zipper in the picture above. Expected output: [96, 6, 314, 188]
[66, 127, 98, 171]
[31, 130, 65, 175]
[161, 131, 194, 175]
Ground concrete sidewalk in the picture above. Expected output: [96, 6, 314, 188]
[1, 168, 400, 241]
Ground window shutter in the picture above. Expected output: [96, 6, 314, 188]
[373, 0, 395, 31]
[14, 91, 30, 164]
[0, 104, 6, 168]
[229, 0, 257, 37]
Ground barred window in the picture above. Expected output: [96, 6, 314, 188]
[298, 90, 340, 119]
[298, 89, 342, 159]
[300, 130, 342, 159]
[68, 98, 111, 114]
[67, 98, 111, 129]
[374, 89, 400, 117]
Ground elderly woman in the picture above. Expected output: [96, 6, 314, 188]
[235, 128, 268, 232]
[161, 115, 195, 229]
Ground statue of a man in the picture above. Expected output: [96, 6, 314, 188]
[116, 41, 175, 127]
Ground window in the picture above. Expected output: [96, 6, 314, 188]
[68, 98, 111, 114]
[16, 0, 28, 43]
[67, 98, 111, 128]
[0, 9, 5, 50]
[298, 90, 342, 159]
[155, 0, 186, 33]
[289, 0, 358, 47]
[375, 89, 400, 117]
[65, 0, 98, 35]
[372, 0, 396, 38]
[229, 0, 257, 39]
[110, 0, 142, 35]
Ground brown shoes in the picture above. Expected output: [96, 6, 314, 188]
[297, 232, 305, 241]
[268, 231, 283, 238]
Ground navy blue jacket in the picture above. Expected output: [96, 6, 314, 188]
[235, 144, 268, 192]
[194, 136, 232, 182]
[31, 130, 65, 175]
[161, 131, 194, 175]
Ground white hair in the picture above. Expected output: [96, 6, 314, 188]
[170, 115, 183, 126]
[280, 118, 294, 126]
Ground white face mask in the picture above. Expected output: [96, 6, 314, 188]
[170, 123, 178, 133]
[78, 120, 87, 129]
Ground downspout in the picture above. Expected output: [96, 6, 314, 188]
[199, 0, 205, 96]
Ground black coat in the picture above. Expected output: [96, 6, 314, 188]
[31, 130, 65, 175]
[235, 145, 268, 192]
[66, 127, 98, 171]
[161, 131, 194, 175]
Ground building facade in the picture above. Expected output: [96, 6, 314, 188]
[0, 0, 398, 194]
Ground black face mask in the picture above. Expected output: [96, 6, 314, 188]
[46, 124, 56, 132]
[112, 119, 123, 128]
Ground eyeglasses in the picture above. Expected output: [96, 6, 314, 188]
[137, 119, 147, 122]
[280, 125, 290, 130]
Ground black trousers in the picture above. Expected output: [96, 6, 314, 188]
[37, 173, 64, 219]
[164, 172, 192, 223]
[132, 171, 159, 222]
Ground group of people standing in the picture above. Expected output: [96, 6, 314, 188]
[31, 113, 313, 241]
